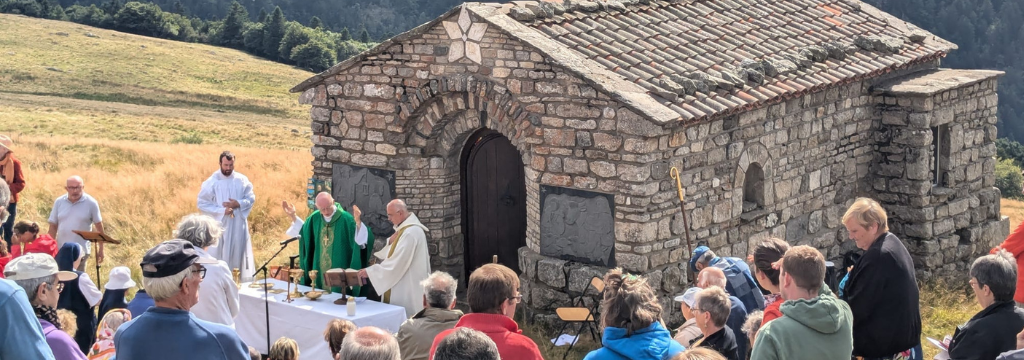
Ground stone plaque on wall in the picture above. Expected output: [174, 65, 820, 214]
[540, 186, 616, 267]
[332, 164, 397, 238]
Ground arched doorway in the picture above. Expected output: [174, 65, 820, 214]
[460, 128, 527, 275]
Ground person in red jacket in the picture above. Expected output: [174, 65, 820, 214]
[0, 135, 26, 251]
[10, 221, 58, 258]
[751, 238, 790, 326]
[429, 264, 542, 360]
[0, 239, 10, 278]
[993, 213, 1024, 306]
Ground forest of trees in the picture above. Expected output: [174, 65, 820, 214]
[1, 0, 1021, 139]
[0, 0, 376, 72]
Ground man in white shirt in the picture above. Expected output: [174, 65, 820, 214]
[47, 176, 103, 272]
[172, 213, 239, 327]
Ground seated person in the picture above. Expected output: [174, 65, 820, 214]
[948, 250, 1024, 359]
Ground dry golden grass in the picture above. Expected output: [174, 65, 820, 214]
[7, 134, 312, 286]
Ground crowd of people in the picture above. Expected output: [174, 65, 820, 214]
[3, 142, 1024, 360]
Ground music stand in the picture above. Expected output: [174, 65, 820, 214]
[72, 231, 121, 286]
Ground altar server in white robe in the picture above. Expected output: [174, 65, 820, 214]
[358, 199, 431, 318]
[197, 151, 256, 282]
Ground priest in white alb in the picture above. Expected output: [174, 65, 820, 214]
[358, 199, 431, 318]
[197, 151, 256, 282]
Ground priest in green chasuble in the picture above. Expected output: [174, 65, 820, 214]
[283, 192, 373, 294]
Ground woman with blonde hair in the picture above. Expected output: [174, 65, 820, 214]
[841, 198, 921, 359]
[670, 347, 728, 360]
[583, 268, 684, 360]
[269, 337, 300, 360]
[88, 309, 132, 360]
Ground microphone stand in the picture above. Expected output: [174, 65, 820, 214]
[254, 241, 292, 354]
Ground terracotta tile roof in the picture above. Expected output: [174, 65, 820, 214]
[503, 0, 954, 122]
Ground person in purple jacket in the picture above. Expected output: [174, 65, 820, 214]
[5, 253, 86, 360]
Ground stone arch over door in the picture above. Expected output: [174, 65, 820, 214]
[393, 74, 542, 282]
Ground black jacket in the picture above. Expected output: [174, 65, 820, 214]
[948, 301, 1024, 360]
[695, 327, 740, 360]
[843, 232, 922, 357]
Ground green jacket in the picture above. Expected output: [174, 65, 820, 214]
[750, 285, 853, 360]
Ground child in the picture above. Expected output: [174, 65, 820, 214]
[269, 337, 300, 360]
[88, 309, 132, 360]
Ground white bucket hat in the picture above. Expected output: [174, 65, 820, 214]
[4, 253, 78, 282]
[104, 266, 137, 290]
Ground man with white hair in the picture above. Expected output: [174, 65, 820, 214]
[395, 271, 463, 360]
[698, 266, 749, 357]
[175, 213, 239, 327]
[0, 181, 54, 359]
[198, 151, 256, 282]
[341, 326, 401, 360]
[358, 199, 432, 318]
[47, 175, 104, 272]
[283, 192, 371, 294]
[114, 240, 248, 360]
[6, 253, 84, 359]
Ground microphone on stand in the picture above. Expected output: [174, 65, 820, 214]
[279, 236, 300, 246]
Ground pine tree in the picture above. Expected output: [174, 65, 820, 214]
[309, 16, 322, 29]
[172, 0, 185, 14]
[103, 0, 121, 15]
[358, 25, 370, 43]
[220, 1, 249, 49]
[262, 6, 286, 59]
[257, 8, 268, 23]
[339, 27, 350, 41]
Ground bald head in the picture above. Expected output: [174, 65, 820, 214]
[698, 267, 727, 289]
[340, 326, 400, 360]
[315, 192, 335, 217]
[386, 199, 409, 226]
[66, 175, 85, 202]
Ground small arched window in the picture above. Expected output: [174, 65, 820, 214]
[743, 162, 765, 212]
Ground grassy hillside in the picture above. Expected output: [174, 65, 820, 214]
[0, 13, 312, 118]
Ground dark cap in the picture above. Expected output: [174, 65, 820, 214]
[140, 240, 216, 278]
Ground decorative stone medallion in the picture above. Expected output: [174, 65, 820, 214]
[442, 6, 488, 64]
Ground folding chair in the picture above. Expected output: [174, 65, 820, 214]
[554, 277, 605, 359]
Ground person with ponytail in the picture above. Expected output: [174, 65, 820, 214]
[750, 238, 790, 326]
[583, 268, 685, 360]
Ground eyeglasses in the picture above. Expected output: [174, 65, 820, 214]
[66, 186, 83, 191]
[510, 294, 523, 304]
[47, 282, 64, 293]
[195, 265, 207, 279]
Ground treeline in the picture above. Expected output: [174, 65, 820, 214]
[863, 0, 1024, 142]
[0, 0, 376, 72]
[33, 0, 460, 41]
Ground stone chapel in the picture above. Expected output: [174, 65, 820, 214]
[292, 0, 1008, 322]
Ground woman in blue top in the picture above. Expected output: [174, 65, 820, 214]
[55, 243, 102, 354]
[584, 268, 684, 360]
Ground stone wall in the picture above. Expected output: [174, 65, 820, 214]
[871, 69, 1009, 281]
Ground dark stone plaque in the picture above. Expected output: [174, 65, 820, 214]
[540, 186, 616, 267]
[332, 164, 397, 238]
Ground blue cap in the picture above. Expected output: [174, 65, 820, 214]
[689, 245, 710, 273]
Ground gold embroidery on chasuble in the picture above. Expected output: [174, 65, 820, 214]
[319, 221, 333, 290]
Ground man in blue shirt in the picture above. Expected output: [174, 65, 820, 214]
[690, 245, 765, 312]
[0, 180, 56, 360]
[115, 240, 248, 360]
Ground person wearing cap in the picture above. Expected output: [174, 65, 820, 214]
[689, 245, 765, 313]
[5, 253, 87, 360]
[674, 287, 703, 348]
[98, 266, 136, 320]
[174, 213, 240, 328]
[0, 135, 25, 250]
[114, 240, 248, 360]
[0, 181, 56, 359]
[47, 175, 105, 272]
[56, 243, 103, 354]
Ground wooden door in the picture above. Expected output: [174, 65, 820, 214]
[461, 129, 527, 274]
